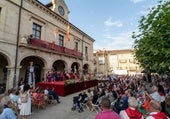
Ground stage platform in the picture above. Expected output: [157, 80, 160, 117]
[37, 80, 98, 96]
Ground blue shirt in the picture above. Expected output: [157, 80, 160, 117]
[0, 107, 17, 119]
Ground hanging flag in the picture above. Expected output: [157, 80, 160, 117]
[51, 41, 55, 49]
[67, 22, 70, 41]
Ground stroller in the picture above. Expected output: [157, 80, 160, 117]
[71, 95, 83, 113]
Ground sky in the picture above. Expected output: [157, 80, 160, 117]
[39, 0, 159, 50]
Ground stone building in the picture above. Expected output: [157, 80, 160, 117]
[0, 0, 95, 89]
[93, 49, 141, 76]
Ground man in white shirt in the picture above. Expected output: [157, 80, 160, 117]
[119, 97, 143, 119]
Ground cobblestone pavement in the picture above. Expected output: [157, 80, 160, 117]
[28, 92, 96, 119]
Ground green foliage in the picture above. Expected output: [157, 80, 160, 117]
[64, 79, 78, 85]
[132, 0, 170, 74]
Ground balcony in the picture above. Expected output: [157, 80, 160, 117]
[25, 38, 83, 58]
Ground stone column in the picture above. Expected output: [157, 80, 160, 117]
[6, 65, 20, 89]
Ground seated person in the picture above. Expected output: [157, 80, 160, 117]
[71, 95, 83, 112]
[150, 85, 161, 103]
[145, 100, 169, 119]
[44, 87, 49, 101]
[115, 90, 129, 113]
[79, 91, 88, 103]
[48, 87, 60, 103]
[141, 93, 151, 112]
[119, 97, 144, 119]
[9, 89, 20, 106]
[0, 103, 17, 119]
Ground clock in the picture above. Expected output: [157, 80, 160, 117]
[58, 5, 65, 16]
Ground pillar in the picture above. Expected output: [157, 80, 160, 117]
[6, 65, 20, 89]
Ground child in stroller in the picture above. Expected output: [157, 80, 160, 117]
[71, 93, 84, 113]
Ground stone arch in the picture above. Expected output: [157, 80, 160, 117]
[52, 60, 67, 72]
[83, 63, 89, 75]
[71, 62, 80, 74]
[0, 52, 10, 92]
[19, 56, 45, 84]
[18, 54, 47, 67]
[0, 50, 12, 66]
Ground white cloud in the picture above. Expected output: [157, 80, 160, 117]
[94, 31, 135, 50]
[130, 0, 145, 3]
[104, 17, 123, 27]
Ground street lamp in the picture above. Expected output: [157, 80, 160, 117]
[14, 0, 23, 88]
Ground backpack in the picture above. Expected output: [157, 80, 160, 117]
[20, 93, 28, 103]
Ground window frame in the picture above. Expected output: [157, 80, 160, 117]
[32, 23, 42, 39]
[58, 34, 64, 46]
[75, 41, 78, 51]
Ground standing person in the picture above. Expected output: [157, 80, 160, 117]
[26, 61, 35, 88]
[19, 84, 31, 119]
[46, 71, 52, 82]
[95, 97, 120, 119]
[18, 78, 24, 87]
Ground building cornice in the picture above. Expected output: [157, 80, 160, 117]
[26, 0, 95, 42]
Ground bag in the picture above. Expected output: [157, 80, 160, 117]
[20, 93, 28, 103]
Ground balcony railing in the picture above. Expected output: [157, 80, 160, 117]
[28, 38, 83, 58]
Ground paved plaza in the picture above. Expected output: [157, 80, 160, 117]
[30, 92, 96, 119]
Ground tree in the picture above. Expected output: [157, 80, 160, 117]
[132, 0, 170, 74]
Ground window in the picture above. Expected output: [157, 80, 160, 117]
[85, 46, 88, 60]
[85, 46, 88, 55]
[0, 7, 2, 15]
[32, 23, 41, 39]
[75, 42, 78, 51]
[0, 7, 2, 21]
[99, 57, 105, 65]
[58, 34, 64, 46]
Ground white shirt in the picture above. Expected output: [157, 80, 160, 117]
[150, 92, 161, 103]
[44, 89, 49, 95]
[119, 110, 129, 119]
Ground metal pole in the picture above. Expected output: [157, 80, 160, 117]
[81, 35, 84, 76]
[14, 0, 23, 87]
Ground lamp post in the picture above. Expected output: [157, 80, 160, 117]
[13, 0, 23, 88]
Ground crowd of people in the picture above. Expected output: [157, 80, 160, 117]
[46, 69, 80, 82]
[0, 73, 170, 119]
[71, 74, 170, 119]
[0, 83, 61, 119]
